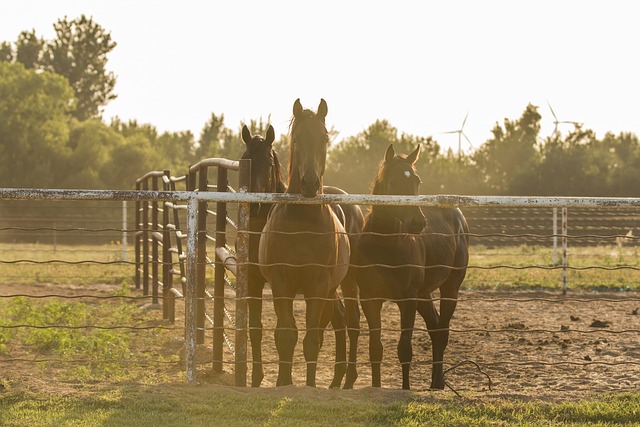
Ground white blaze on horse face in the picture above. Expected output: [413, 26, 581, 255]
[404, 171, 411, 178]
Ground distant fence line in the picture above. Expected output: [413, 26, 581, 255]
[2, 181, 640, 385]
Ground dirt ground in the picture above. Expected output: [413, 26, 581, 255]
[2, 283, 639, 400]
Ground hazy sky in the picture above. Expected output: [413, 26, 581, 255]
[2, 1, 638, 153]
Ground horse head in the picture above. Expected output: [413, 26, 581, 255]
[372, 144, 426, 234]
[289, 98, 329, 198]
[241, 124, 283, 194]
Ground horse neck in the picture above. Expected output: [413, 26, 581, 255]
[286, 162, 324, 195]
[250, 160, 287, 221]
[366, 206, 405, 235]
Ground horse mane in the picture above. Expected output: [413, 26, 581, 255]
[272, 150, 287, 193]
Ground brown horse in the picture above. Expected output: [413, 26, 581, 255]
[258, 99, 353, 387]
[354, 144, 469, 390]
[240, 124, 362, 388]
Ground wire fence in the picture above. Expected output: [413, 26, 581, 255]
[0, 183, 639, 394]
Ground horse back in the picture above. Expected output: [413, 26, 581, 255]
[421, 207, 469, 292]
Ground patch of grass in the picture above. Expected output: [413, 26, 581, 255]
[466, 244, 640, 291]
[0, 295, 179, 382]
[0, 242, 132, 286]
[0, 386, 639, 426]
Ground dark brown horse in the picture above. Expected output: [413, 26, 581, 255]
[354, 144, 469, 390]
[240, 124, 362, 388]
[258, 99, 356, 387]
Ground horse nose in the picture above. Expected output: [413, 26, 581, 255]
[301, 174, 320, 198]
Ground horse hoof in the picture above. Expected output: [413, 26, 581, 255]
[251, 370, 264, 387]
[344, 372, 357, 389]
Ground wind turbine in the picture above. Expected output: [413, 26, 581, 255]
[547, 101, 582, 136]
[439, 112, 474, 157]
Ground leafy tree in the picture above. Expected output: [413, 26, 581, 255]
[110, 118, 158, 142]
[107, 134, 162, 189]
[56, 119, 123, 188]
[604, 132, 640, 196]
[0, 62, 74, 187]
[156, 130, 196, 172]
[15, 30, 44, 69]
[326, 120, 420, 193]
[195, 113, 226, 159]
[473, 104, 542, 195]
[418, 150, 486, 195]
[43, 15, 117, 120]
[0, 41, 13, 62]
[110, 119, 194, 180]
[537, 127, 604, 196]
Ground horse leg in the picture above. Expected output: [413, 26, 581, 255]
[326, 292, 347, 388]
[248, 276, 264, 387]
[417, 289, 458, 390]
[341, 272, 360, 389]
[361, 298, 383, 387]
[303, 287, 330, 388]
[396, 298, 417, 390]
[272, 288, 297, 386]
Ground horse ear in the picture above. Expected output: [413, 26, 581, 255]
[317, 98, 328, 119]
[406, 145, 420, 165]
[293, 98, 303, 118]
[265, 125, 275, 145]
[384, 144, 395, 162]
[241, 125, 252, 144]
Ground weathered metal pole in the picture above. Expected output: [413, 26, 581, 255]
[122, 200, 127, 262]
[562, 207, 568, 295]
[185, 196, 199, 384]
[151, 176, 160, 305]
[552, 207, 558, 266]
[235, 159, 251, 387]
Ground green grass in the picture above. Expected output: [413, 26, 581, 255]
[0, 242, 131, 285]
[1, 385, 639, 426]
[0, 293, 181, 383]
[465, 244, 640, 291]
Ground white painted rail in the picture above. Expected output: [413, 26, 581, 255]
[2, 188, 640, 208]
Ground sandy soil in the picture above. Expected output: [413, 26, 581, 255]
[2, 283, 639, 400]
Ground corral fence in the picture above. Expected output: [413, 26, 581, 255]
[2, 180, 640, 389]
[133, 158, 250, 384]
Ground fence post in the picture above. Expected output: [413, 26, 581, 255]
[142, 179, 150, 296]
[212, 167, 228, 373]
[135, 182, 141, 289]
[185, 196, 199, 384]
[151, 175, 160, 305]
[552, 207, 558, 266]
[235, 159, 250, 387]
[161, 170, 173, 322]
[196, 168, 209, 344]
[122, 201, 128, 262]
[562, 207, 568, 295]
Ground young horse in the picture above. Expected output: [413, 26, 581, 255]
[239, 124, 284, 387]
[355, 144, 469, 390]
[258, 99, 352, 387]
[240, 124, 362, 388]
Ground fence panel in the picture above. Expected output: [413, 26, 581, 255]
[1, 188, 639, 393]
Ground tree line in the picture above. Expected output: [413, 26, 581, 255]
[1, 16, 639, 196]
